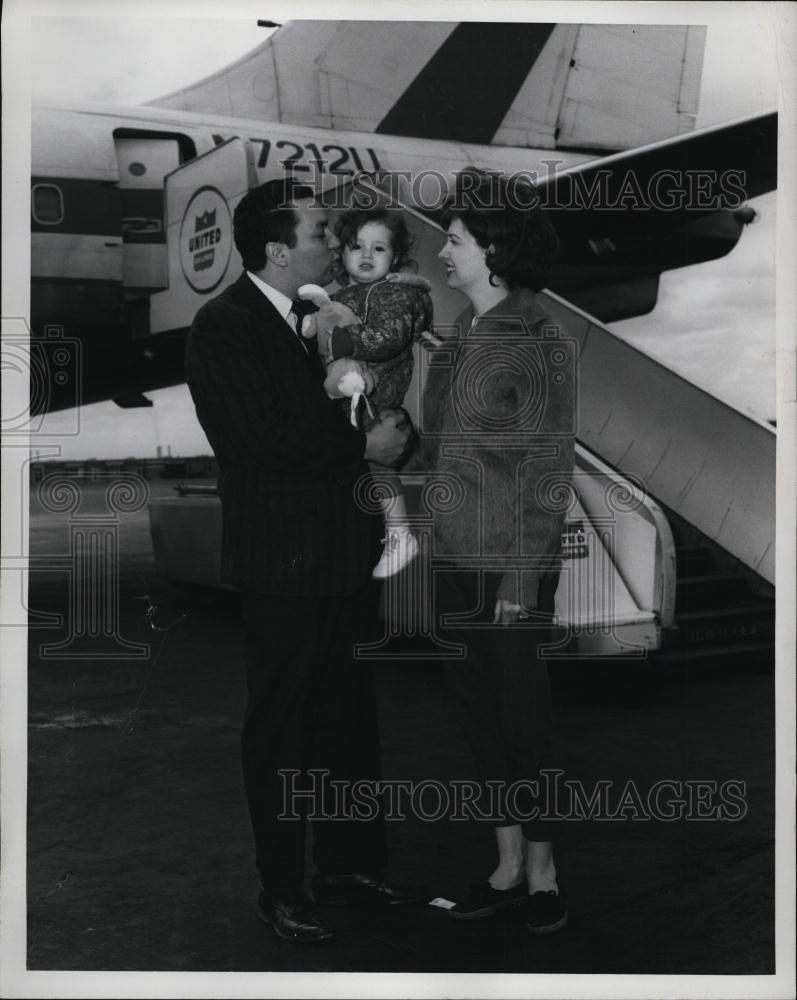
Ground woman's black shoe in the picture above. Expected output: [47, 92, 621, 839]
[448, 880, 527, 920]
[258, 890, 335, 942]
[525, 889, 568, 934]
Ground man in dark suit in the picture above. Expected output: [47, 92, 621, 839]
[185, 179, 424, 942]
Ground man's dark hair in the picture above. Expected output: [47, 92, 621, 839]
[233, 178, 316, 272]
[442, 169, 559, 292]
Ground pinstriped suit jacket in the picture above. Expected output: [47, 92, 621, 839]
[185, 271, 381, 596]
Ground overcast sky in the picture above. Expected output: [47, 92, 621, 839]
[19, 3, 783, 457]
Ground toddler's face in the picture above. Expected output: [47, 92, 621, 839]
[341, 222, 395, 284]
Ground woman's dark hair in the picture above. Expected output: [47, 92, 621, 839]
[442, 169, 559, 292]
[233, 178, 315, 272]
[334, 208, 416, 284]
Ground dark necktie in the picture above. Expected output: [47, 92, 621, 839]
[290, 298, 324, 376]
[290, 298, 318, 337]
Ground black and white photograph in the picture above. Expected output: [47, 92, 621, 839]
[1, 1, 795, 997]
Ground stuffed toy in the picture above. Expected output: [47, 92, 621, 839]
[296, 286, 358, 355]
[297, 284, 377, 425]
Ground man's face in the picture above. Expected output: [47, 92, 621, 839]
[285, 200, 339, 290]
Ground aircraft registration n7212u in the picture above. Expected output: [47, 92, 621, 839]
[30, 20, 776, 413]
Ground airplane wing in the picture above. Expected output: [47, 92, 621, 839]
[352, 110, 776, 323]
[150, 21, 706, 154]
[541, 111, 777, 320]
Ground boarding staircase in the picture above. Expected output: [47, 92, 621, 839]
[656, 514, 776, 664]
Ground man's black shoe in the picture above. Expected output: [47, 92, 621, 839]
[258, 890, 335, 942]
[312, 872, 430, 907]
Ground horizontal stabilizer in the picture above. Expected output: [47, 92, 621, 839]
[543, 112, 777, 319]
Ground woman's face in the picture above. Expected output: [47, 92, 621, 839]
[438, 217, 490, 295]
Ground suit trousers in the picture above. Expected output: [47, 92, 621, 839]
[240, 582, 387, 893]
[435, 568, 563, 842]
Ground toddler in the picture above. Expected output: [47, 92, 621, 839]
[301, 208, 433, 579]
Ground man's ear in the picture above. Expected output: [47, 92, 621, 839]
[265, 241, 289, 268]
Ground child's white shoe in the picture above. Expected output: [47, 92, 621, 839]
[372, 527, 419, 580]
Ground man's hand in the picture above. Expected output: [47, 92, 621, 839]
[493, 586, 538, 626]
[493, 599, 523, 626]
[364, 410, 411, 467]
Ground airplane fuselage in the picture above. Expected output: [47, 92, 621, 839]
[31, 99, 592, 411]
[31, 98, 768, 412]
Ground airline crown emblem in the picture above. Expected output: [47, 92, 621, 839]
[195, 209, 217, 231]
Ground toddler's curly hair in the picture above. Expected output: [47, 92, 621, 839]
[333, 208, 417, 285]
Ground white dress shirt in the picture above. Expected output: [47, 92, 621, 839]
[246, 271, 307, 350]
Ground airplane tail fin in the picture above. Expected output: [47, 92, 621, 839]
[150, 21, 706, 152]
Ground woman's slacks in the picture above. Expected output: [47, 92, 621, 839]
[435, 567, 563, 842]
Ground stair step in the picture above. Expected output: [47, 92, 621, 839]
[654, 639, 775, 665]
[668, 619, 774, 648]
[675, 546, 714, 575]
[668, 591, 775, 646]
[675, 602, 775, 623]
[675, 574, 751, 609]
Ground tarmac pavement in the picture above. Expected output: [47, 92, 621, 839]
[23, 481, 775, 975]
